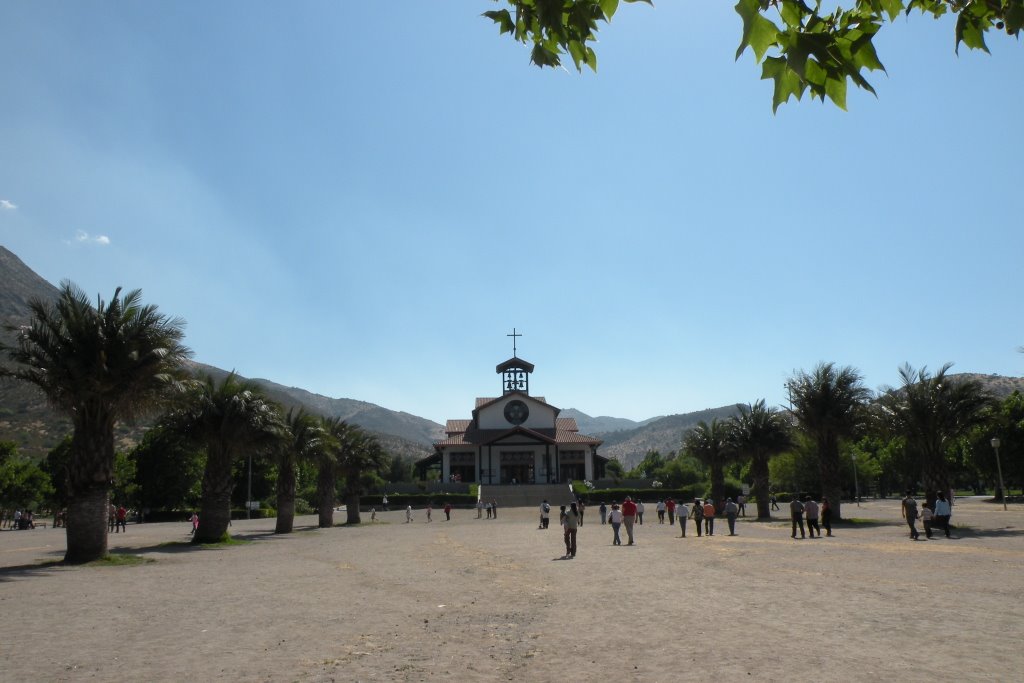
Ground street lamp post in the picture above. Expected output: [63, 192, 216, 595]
[247, 451, 253, 520]
[991, 437, 1008, 512]
[851, 451, 861, 507]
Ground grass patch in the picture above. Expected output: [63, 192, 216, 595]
[193, 534, 252, 547]
[836, 517, 889, 526]
[88, 554, 154, 567]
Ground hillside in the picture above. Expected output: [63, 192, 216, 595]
[558, 408, 663, 435]
[3, 245, 1022, 468]
[595, 405, 744, 470]
[0, 246, 438, 460]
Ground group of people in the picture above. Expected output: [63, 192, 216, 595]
[107, 503, 129, 533]
[2, 509, 39, 530]
[901, 491, 953, 540]
[477, 499, 498, 519]
[787, 496, 833, 538]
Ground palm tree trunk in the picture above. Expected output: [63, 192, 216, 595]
[345, 489, 361, 524]
[818, 436, 843, 521]
[64, 419, 115, 563]
[195, 447, 234, 543]
[751, 452, 771, 519]
[275, 459, 296, 534]
[317, 466, 335, 528]
[710, 463, 725, 506]
[65, 488, 110, 563]
[921, 449, 949, 508]
[276, 498, 295, 534]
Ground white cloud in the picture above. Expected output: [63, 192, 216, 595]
[0, 199, 16, 210]
[73, 230, 111, 246]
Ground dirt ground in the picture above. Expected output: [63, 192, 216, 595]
[1, 497, 1022, 682]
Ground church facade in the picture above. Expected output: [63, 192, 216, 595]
[417, 357, 606, 484]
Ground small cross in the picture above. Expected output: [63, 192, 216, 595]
[507, 328, 522, 357]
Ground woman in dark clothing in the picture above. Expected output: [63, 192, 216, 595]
[821, 497, 833, 537]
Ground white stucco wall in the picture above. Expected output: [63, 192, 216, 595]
[477, 395, 557, 430]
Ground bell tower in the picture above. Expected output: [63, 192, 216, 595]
[496, 328, 533, 395]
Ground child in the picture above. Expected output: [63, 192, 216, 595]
[406, 505, 413, 523]
[921, 503, 934, 539]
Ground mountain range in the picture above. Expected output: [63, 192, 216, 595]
[2, 245, 1023, 469]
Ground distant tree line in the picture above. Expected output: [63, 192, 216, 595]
[1, 282, 1020, 559]
[606, 363, 1022, 520]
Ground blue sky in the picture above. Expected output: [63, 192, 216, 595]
[2, 2, 1022, 426]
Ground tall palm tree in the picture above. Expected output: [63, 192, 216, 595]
[173, 373, 285, 543]
[682, 419, 733, 505]
[1, 283, 190, 563]
[729, 399, 793, 519]
[275, 408, 326, 534]
[316, 417, 351, 528]
[338, 428, 386, 525]
[787, 362, 872, 521]
[876, 363, 992, 505]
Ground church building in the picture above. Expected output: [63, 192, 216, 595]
[417, 355, 607, 484]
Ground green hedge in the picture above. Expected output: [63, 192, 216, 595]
[579, 484, 746, 504]
[370, 493, 477, 509]
[140, 508, 277, 523]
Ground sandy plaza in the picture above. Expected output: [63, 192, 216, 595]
[0, 497, 1021, 682]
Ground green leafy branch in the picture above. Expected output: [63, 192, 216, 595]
[484, 0, 1022, 110]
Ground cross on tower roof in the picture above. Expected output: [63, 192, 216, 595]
[507, 327, 522, 357]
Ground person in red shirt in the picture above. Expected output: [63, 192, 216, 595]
[702, 499, 715, 536]
[620, 497, 638, 545]
[443, 502, 452, 521]
[666, 498, 677, 526]
[116, 505, 127, 533]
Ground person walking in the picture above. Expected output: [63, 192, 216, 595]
[621, 496, 638, 545]
[921, 502, 935, 539]
[737, 494, 747, 517]
[190, 511, 199, 535]
[702, 499, 715, 536]
[491, 500, 498, 519]
[116, 505, 127, 533]
[724, 498, 739, 536]
[933, 491, 952, 538]
[608, 503, 623, 545]
[406, 505, 413, 523]
[677, 500, 690, 537]
[790, 497, 806, 539]
[476, 499, 484, 519]
[599, 502, 608, 525]
[821, 497, 833, 536]
[443, 502, 452, 521]
[666, 499, 676, 526]
[804, 497, 820, 538]
[539, 500, 551, 529]
[657, 500, 667, 524]
[690, 499, 704, 537]
[563, 502, 580, 558]
[901, 492, 921, 540]
[770, 493, 780, 511]
[636, 500, 645, 525]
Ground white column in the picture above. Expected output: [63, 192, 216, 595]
[584, 448, 594, 481]
[441, 450, 450, 482]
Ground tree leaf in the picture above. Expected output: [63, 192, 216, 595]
[735, 0, 781, 61]
[762, 55, 806, 112]
[600, 0, 620, 20]
[955, 11, 990, 54]
[825, 73, 848, 110]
